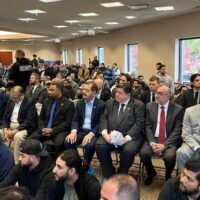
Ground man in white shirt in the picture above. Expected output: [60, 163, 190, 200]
[0, 86, 38, 164]
[140, 86, 184, 185]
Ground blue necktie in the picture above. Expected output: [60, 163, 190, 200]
[47, 101, 57, 128]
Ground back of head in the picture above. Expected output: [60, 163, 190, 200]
[11, 85, 24, 95]
[109, 174, 140, 200]
[15, 49, 25, 59]
[0, 186, 31, 200]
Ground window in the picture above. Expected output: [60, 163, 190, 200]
[62, 50, 67, 64]
[76, 48, 82, 65]
[96, 47, 104, 63]
[126, 44, 138, 75]
[179, 38, 200, 83]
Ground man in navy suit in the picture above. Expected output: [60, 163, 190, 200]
[0, 86, 38, 164]
[65, 81, 105, 170]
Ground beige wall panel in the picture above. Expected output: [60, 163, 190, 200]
[60, 11, 200, 81]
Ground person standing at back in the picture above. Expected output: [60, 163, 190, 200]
[8, 49, 32, 90]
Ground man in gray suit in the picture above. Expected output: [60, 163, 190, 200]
[95, 83, 145, 179]
[140, 86, 184, 185]
[176, 104, 200, 172]
[25, 73, 47, 114]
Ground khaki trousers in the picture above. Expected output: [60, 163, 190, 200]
[0, 122, 27, 164]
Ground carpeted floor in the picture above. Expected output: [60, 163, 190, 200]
[87, 152, 178, 200]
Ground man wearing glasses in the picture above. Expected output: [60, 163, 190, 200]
[140, 86, 184, 185]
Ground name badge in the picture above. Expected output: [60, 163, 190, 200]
[19, 65, 32, 72]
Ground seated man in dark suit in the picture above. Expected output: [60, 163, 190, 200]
[29, 82, 74, 155]
[95, 83, 145, 179]
[0, 92, 9, 126]
[65, 81, 105, 171]
[0, 86, 38, 164]
[140, 86, 184, 186]
[25, 73, 47, 114]
[179, 73, 200, 109]
[140, 75, 160, 104]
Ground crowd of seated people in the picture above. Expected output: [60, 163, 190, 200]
[0, 49, 200, 199]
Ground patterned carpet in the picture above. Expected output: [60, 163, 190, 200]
[87, 152, 178, 200]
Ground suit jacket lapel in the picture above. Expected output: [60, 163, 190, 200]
[82, 100, 86, 119]
[91, 98, 97, 121]
[18, 97, 26, 117]
[53, 98, 63, 118]
[117, 99, 132, 126]
[166, 102, 173, 137]
[153, 103, 158, 132]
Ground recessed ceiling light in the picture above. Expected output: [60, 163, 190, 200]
[155, 6, 174, 11]
[105, 22, 119, 25]
[100, 2, 124, 8]
[18, 18, 37, 22]
[65, 20, 80, 23]
[23, 39, 33, 42]
[94, 26, 102, 29]
[54, 25, 68, 28]
[78, 30, 88, 33]
[79, 13, 99, 17]
[71, 33, 79, 36]
[25, 9, 46, 15]
[0, 31, 19, 35]
[39, 0, 62, 3]
[125, 16, 136, 19]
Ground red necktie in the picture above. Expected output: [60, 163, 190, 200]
[159, 106, 165, 144]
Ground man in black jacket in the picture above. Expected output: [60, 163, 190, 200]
[47, 149, 101, 200]
[0, 139, 54, 200]
[8, 49, 32, 90]
[158, 159, 200, 200]
[29, 82, 74, 155]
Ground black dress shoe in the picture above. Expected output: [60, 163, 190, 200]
[144, 171, 157, 186]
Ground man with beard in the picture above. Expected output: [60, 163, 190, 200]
[8, 49, 32, 90]
[158, 159, 200, 200]
[47, 149, 101, 200]
[156, 64, 174, 94]
[0, 139, 54, 200]
[29, 82, 74, 155]
[25, 73, 47, 114]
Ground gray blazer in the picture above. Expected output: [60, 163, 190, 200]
[182, 104, 200, 149]
[99, 98, 145, 140]
[146, 101, 184, 148]
[25, 84, 47, 104]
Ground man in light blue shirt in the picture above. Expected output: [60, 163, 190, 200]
[65, 81, 105, 171]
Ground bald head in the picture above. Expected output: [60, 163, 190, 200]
[94, 78, 103, 91]
[10, 86, 24, 103]
[155, 85, 170, 105]
[101, 174, 139, 200]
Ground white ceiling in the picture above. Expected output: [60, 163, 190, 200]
[0, 0, 200, 42]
